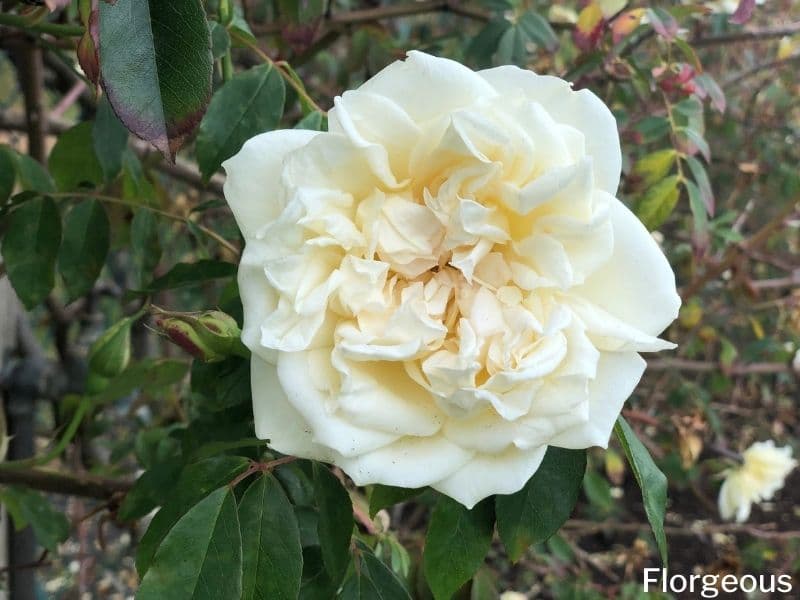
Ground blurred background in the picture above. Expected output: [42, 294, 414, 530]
[0, 0, 799, 598]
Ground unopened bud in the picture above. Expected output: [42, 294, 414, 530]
[153, 309, 246, 363]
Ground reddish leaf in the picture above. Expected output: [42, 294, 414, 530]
[647, 8, 678, 42]
[611, 9, 645, 45]
[77, 9, 100, 89]
[574, 3, 606, 52]
[730, 0, 756, 25]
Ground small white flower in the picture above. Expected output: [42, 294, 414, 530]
[224, 51, 680, 508]
[718, 440, 797, 522]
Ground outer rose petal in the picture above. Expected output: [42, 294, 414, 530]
[356, 50, 497, 123]
[237, 239, 278, 363]
[222, 129, 318, 238]
[478, 66, 622, 195]
[251, 355, 335, 461]
[574, 197, 681, 337]
[277, 350, 400, 457]
[432, 445, 548, 509]
[548, 352, 646, 449]
[338, 435, 474, 490]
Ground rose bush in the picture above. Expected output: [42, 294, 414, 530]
[224, 51, 680, 507]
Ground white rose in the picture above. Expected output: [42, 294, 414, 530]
[223, 51, 680, 508]
[718, 440, 797, 523]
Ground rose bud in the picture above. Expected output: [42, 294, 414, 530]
[153, 310, 247, 363]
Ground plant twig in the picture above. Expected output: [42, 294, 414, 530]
[47, 192, 240, 257]
[0, 465, 132, 500]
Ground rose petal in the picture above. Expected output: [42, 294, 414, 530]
[222, 129, 318, 238]
[432, 445, 548, 509]
[338, 435, 474, 489]
[333, 356, 445, 436]
[329, 91, 421, 184]
[479, 66, 622, 195]
[277, 350, 400, 456]
[358, 50, 497, 123]
[237, 239, 278, 363]
[251, 355, 335, 461]
[574, 197, 681, 337]
[549, 352, 646, 449]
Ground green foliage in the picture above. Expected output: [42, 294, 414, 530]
[423, 497, 494, 600]
[98, 0, 213, 159]
[635, 175, 681, 231]
[614, 417, 669, 566]
[137, 487, 243, 600]
[340, 541, 411, 600]
[58, 199, 110, 301]
[48, 122, 104, 191]
[368, 485, 424, 519]
[1, 196, 61, 308]
[196, 64, 286, 180]
[239, 475, 303, 600]
[313, 462, 353, 587]
[136, 455, 250, 576]
[0, 1, 797, 596]
[496, 447, 587, 561]
[0, 486, 70, 553]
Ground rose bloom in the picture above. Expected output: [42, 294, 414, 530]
[718, 440, 797, 523]
[224, 51, 680, 507]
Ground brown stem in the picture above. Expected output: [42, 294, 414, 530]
[647, 358, 792, 375]
[10, 38, 47, 163]
[692, 22, 800, 47]
[0, 465, 132, 500]
[680, 201, 799, 300]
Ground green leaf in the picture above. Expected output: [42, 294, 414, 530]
[0, 486, 69, 553]
[99, 0, 213, 160]
[277, 0, 327, 23]
[138, 487, 243, 600]
[635, 175, 680, 231]
[313, 462, 353, 586]
[191, 356, 250, 412]
[48, 122, 105, 191]
[423, 497, 494, 600]
[1, 196, 61, 308]
[632, 149, 676, 188]
[136, 455, 250, 576]
[339, 541, 411, 600]
[635, 116, 670, 144]
[88, 313, 135, 378]
[295, 111, 325, 131]
[209, 21, 231, 60]
[0, 147, 15, 203]
[92, 96, 129, 182]
[614, 417, 668, 566]
[134, 260, 236, 294]
[677, 127, 711, 162]
[57, 199, 110, 301]
[91, 358, 189, 406]
[518, 11, 558, 50]
[130, 209, 162, 288]
[496, 447, 587, 562]
[118, 461, 184, 522]
[684, 155, 714, 215]
[4, 148, 55, 193]
[368, 485, 423, 519]
[685, 179, 709, 242]
[196, 64, 285, 180]
[239, 474, 303, 600]
[466, 19, 510, 67]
